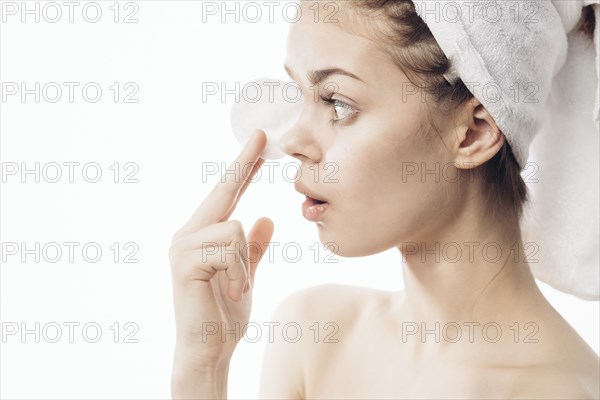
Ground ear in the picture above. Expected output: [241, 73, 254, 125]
[452, 100, 504, 170]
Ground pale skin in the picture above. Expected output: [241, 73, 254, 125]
[170, 1, 600, 399]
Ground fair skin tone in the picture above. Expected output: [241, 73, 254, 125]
[170, 1, 599, 399]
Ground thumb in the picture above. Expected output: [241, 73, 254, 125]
[246, 217, 274, 286]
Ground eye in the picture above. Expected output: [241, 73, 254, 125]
[319, 95, 359, 126]
[332, 100, 355, 121]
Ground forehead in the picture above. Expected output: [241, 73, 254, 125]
[284, 1, 391, 83]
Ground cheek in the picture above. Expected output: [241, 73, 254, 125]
[339, 134, 414, 196]
[325, 138, 414, 228]
[326, 116, 425, 203]
[319, 128, 451, 255]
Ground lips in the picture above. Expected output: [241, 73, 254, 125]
[295, 181, 330, 222]
[294, 181, 328, 204]
[309, 196, 326, 205]
[301, 195, 330, 222]
[305, 195, 326, 206]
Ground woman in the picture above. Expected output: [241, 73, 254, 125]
[169, 1, 600, 398]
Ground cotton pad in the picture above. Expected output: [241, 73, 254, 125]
[230, 77, 303, 160]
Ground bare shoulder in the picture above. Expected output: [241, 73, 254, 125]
[280, 283, 389, 311]
[272, 283, 393, 324]
[258, 284, 393, 399]
[272, 284, 396, 372]
[511, 363, 599, 399]
[510, 318, 600, 399]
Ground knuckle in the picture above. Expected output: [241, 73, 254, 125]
[170, 228, 185, 244]
[228, 219, 244, 235]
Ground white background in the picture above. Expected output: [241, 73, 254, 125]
[0, 1, 598, 399]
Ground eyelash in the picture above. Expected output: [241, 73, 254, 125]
[319, 94, 358, 126]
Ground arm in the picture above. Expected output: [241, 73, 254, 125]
[168, 131, 274, 399]
[171, 361, 229, 399]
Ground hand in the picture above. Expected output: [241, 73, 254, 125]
[169, 130, 274, 369]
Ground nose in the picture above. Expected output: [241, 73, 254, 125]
[279, 116, 322, 163]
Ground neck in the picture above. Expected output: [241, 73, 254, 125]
[397, 207, 546, 325]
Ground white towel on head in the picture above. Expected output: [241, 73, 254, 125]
[413, 0, 600, 300]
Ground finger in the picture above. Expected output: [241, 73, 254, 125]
[220, 157, 265, 223]
[171, 247, 248, 303]
[170, 222, 249, 301]
[246, 217, 275, 289]
[204, 130, 266, 221]
[225, 242, 249, 302]
[176, 130, 267, 237]
[172, 219, 245, 251]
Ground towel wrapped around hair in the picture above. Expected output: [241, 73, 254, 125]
[413, 0, 600, 300]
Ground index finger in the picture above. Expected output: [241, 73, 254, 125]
[178, 130, 268, 235]
[219, 156, 265, 223]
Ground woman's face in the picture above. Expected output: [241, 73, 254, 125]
[280, 2, 461, 257]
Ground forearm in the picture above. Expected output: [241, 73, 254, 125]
[171, 354, 230, 399]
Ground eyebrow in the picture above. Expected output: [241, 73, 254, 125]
[284, 64, 364, 86]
